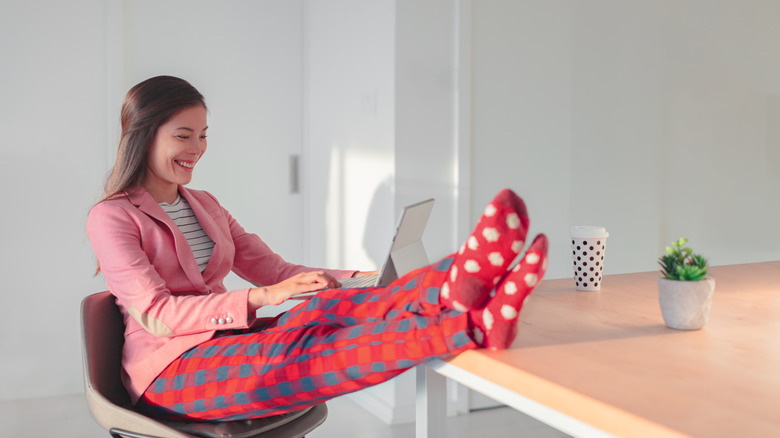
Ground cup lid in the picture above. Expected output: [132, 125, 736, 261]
[570, 226, 609, 239]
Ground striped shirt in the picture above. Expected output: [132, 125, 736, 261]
[159, 195, 215, 272]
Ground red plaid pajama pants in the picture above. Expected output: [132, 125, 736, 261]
[138, 255, 476, 421]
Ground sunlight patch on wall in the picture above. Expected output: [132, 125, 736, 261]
[326, 145, 395, 271]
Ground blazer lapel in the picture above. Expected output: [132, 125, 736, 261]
[126, 187, 207, 291]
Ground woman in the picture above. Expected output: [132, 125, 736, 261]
[87, 75, 548, 421]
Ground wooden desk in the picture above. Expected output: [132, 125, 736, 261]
[417, 262, 780, 438]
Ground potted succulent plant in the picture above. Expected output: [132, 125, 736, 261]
[657, 238, 716, 330]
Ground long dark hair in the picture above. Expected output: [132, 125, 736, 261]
[99, 76, 207, 202]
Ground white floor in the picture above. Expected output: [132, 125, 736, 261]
[0, 393, 570, 438]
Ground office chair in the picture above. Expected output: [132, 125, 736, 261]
[80, 291, 328, 438]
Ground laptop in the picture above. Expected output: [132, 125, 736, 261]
[292, 198, 435, 298]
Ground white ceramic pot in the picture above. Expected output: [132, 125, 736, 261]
[657, 277, 716, 330]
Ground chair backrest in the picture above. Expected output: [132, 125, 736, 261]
[82, 291, 131, 407]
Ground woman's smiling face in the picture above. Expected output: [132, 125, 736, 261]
[143, 105, 208, 203]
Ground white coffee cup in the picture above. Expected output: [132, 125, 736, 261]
[570, 226, 609, 291]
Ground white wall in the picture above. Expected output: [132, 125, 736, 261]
[471, 0, 780, 280]
[0, 0, 109, 401]
[470, 1, 573, 280]
[658, 1, 780, 264]
[303, 0, 396, 271]
[396, 0, 461, 261]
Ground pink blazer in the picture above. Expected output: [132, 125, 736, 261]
[87, 186, 354, 403]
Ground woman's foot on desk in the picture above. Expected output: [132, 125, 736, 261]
[440, 188, 530, 311]
[469, 234, 548, 350]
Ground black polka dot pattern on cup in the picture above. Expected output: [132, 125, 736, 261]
[571, 238, 606, 291]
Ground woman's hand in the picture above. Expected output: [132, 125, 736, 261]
[248, 271, 340, 311]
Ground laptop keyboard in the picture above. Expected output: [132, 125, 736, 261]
[289, 274, 380, 300]
[339, 275, 378, 288]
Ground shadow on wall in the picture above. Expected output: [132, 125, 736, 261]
[362, 176, 395, 267]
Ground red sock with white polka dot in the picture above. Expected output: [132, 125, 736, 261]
[439, 189, 530, 311]
[468, 234, 548, 350]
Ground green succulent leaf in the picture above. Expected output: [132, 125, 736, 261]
[692, 254, 708, 269]
[658, 238, 708, 281]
